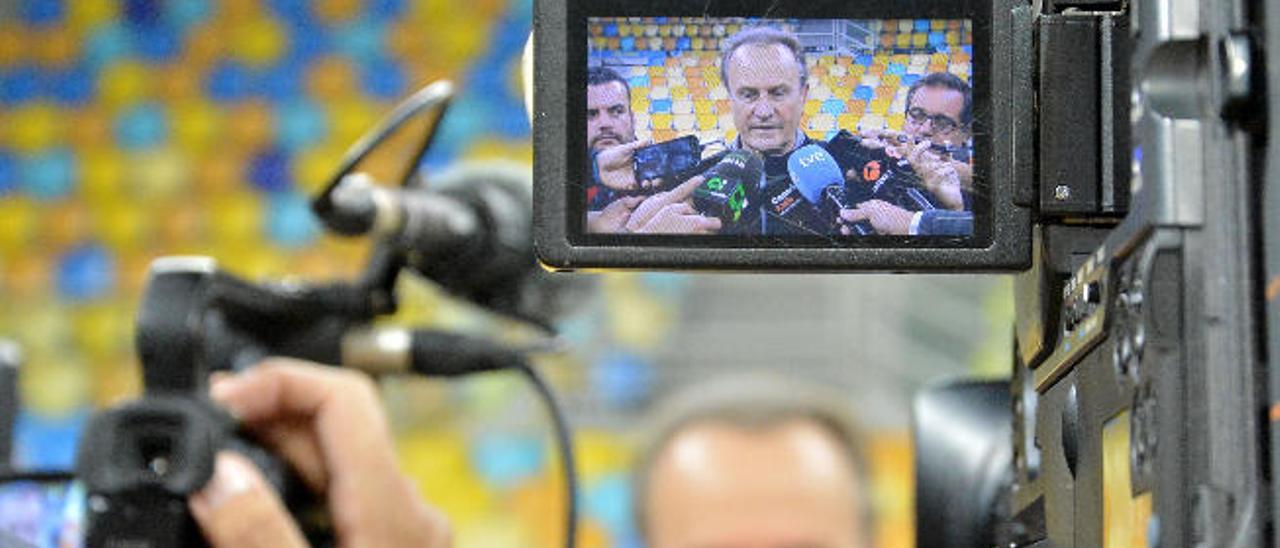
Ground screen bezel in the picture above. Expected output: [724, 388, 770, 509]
[534, 0, 1029, 271]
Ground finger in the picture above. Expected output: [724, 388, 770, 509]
[190, 452, 308, 548]
[839, 208, 869, 223]
[840, 224, 852, 236]
[693, 215, 722, 233]
[667, 175, 706, 202]
[211, 359, 401, 510]
[241, 419, 327, 494]
[619, 196, 645, 209]
[665, 203, 697, 216]
[617, 139, 651, 156]
[652, 177, 664, 189]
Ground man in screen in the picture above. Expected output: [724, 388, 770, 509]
[634, 374, 873, 548]
[842, 72, 975, 236]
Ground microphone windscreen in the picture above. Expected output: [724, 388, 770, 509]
[787, 144, 844, 204]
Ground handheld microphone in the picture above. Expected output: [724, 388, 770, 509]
[323, 162, 592, 328]
[692, 150, 763, 228]
[787, 144, 867, 235]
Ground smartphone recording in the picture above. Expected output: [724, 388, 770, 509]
[534, 0, 1028, 270]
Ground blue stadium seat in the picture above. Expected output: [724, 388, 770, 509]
[651, 99, 672, 113]
[621, 37, 635, 51]
[928, 32, 945, 47]
[821, 99, 846, 115]
[914, 20, 930, 31]
[629, 75, 650, 89]
[855, 53, 873, 66]
[677, 37, 691, 50]
[853, 85, 874, 101]
[901, 74, 921, 87]
[604, 23, 619, 37]
[885, 63, 906, 75]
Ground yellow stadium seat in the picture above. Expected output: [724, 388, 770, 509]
[837, 113, 859, 130]
[887, 113, 906, 131]
[931, 53, 948, 66]
[697, 113, 718, 130]
[671, 86, 689, 100]
[870, 98, 890, 115]
[896, 33, 911, 48]
[891, 54, 909, 65]
[882, 74, 901, 89]
[692, 37, 705, 50]
[694, 99, 713, 114]
[650, 113, 673, 130]
[652, 129, 677, 142]
[804, 101, 821, 116]
[631, 96, 650, 112]
[658, 25, 671, 37]
[946, 31, 961, 46]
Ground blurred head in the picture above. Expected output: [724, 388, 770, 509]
[904, 72, 972, 147]
[720, 28, 810, 156]
[586, 66, 636, 152]
[635, 375, 872, 548]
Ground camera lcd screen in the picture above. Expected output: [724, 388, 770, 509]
[580, 17, 978, 242]
[0, 476, 84, 547]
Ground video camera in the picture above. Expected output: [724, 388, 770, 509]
[0, 82, 585, 548]
[534, 0, 1279, 545]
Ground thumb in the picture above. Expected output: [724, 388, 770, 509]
[190, 452, 309, 548]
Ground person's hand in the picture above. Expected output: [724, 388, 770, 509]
[189, 359, 452, 548]
[597, 140, 661, 191]
[625, 175, 706, 232]
[586, 196, 645, 233]
[903, 141, 965, 211]
[633, 203, 721, 234]
[840, 200, 916, 235]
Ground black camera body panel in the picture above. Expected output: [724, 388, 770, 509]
[534, 0, 1032, 271]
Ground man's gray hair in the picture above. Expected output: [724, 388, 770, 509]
[631, 373, 874, 543]
[719, 26, 809, 90]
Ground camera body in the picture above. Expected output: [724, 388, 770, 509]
[535, 0, 1278, 544]
[73, 258, 349, 547]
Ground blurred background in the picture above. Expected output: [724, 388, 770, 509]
[0, 1, 1012, 546]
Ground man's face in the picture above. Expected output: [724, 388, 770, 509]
[644, 420, 868, 548]
[725, 43, 809, 156]
[903, 85, 968, 147]
[587, 81, 635, 152]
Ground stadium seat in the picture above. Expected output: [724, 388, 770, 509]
[837, 113, 859, 131]
[803, 101, 821, 117]
[808, 113, 836, 133]
[673, 113, 696, 131]
[696, 113, 718, 130]
[914, 20, 930, 32]
[650, 113, 672, 129]
[694, 99, 713, 114]
[809, 84, 832, 101]
[651, 98, 672, 112]
[821, 99, 846, 115]
[672, 99, 693, 114]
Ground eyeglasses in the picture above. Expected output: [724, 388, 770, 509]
[906, 107, 963, 133]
